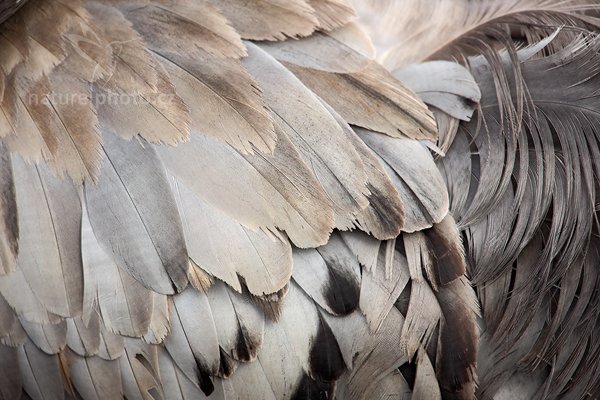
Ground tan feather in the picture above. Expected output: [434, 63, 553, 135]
[308, 0, 355, 31]
[88, 3, 158, 95]
[158, 129, 334, 249]
[259, 22, 375, 73]
[157, 50, 275, 154]
[288, 62, 437, 141]
[244, 43, 370, 222]
[214, 0, 319, 41]
[114, 0, 246, 59]
[96, 62, 190, 146]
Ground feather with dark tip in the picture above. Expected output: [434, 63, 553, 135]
[164, 288, 220, 393]
[85, 131, 189, 295]
[206, 282, 265, 364]
[293, 233, 361, 316]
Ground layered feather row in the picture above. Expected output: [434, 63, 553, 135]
[0, 0, 480, 399]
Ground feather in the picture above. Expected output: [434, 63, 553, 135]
[357, 128, 449, 231]
[360, 248, 410, 333]
[171, 177, 292, 296]
[308, 0, 355, 31]
[164, 288, 220, 395]
[158, 129, 334, 249]
[142, 293, 170, 345]
[394, 61, 481, 121]
[81, 199, 153, 337]
[0, 293, 18, 341]
[18, 340, 65, 400]
[287, 62, 437, 141]
[228, 361, 277, 400]
[257, 282, 344, 399]
[0, 155, 83, 318]
[156, 50, 275, 154]
[435, 277, 479, 399]
[322, 100, 405, 239]
[97, 327, 124, 361]
[423, 215, 467, 286]
[157, 347, 208, 400]
[206, 282, 265, 364]
[0, 144, 17, 275]
[119, 339, 163, 400]
[357, 0, 600, 68]
[85, 131, 189, 295]
[116, 0, 245, 59]
[293, 232, 361, 316]
[0, 344, 22, 400]
[66, 349, 123, 400]
[213, 0, 319, 41]
[96, 63, 190, 146]
[243, 43, 370, 221]
[259, 22, 374, 73]
[368, 369, 412, 400]
[340, 231, 381, 273]
[413, 349, 442, 400]
[66, 317, 100, 357]
[400, 278, 441, 361]
[337, 306, 406, 400]
[0, 266, 56, 325]
[87, 3, 158, 95]
[20, 319, 67, 355]
[23, 70, 101, 183]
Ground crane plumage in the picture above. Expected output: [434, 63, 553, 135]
[0, 0, 598, 399]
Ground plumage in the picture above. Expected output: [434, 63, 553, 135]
[243, 42, 370, 222]
[213, 0, 319, 41]
[357, 128, 449, 231]
[66, 349, 123, 400]
[66, 317, 101, 357]
[81, 200, 154, 337]
[1, 0, 600, 399]
[260, 22, 374, 73]
[0, 145, 16, 275]
[288, 62, 437, 141]
[171, 177, 292, 295]
[0, 344, 22, 400]
[293, 233, 362, 316]
[85, 131, 189, 295]
[165, 287, 220, 393]
[0, 155, 83, 319]
[18, 340, 65, 400]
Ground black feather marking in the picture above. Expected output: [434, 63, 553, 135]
[193, 356, 214, 396]
[308, 313, 346, 382]
[322, 261, 360, 315]
[218, 348, 236, 378]
[364, 182, 405, 237]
